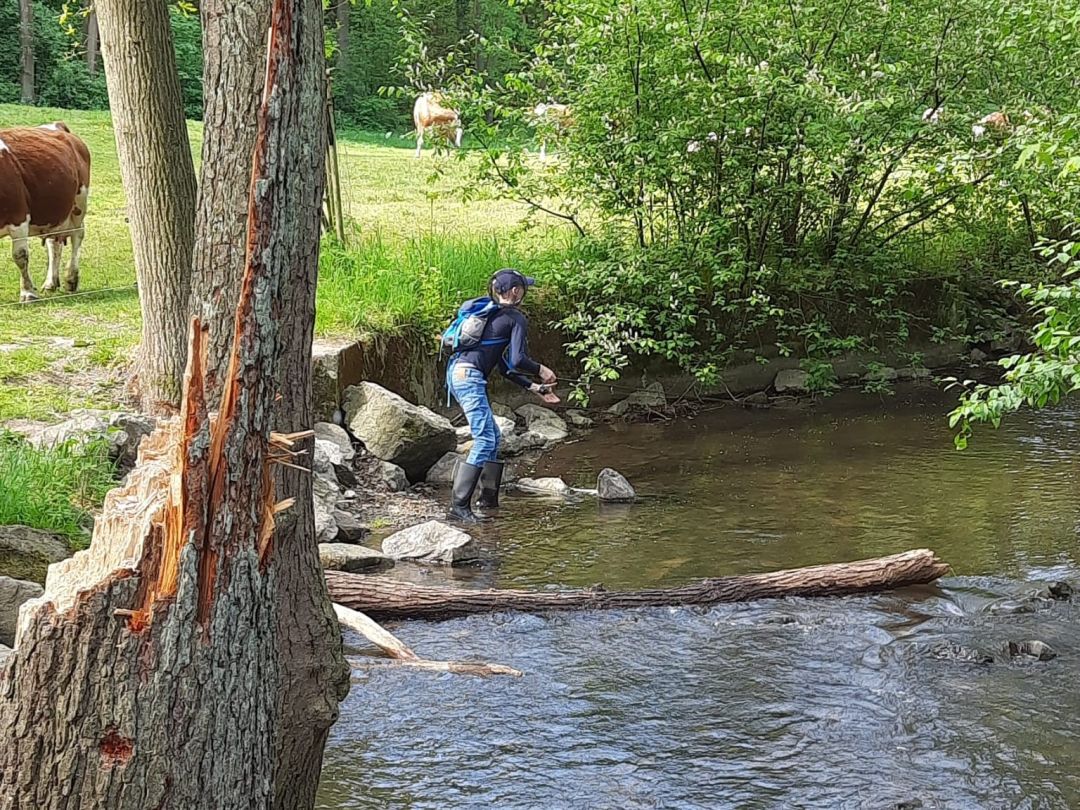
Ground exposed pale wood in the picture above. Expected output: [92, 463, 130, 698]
[326, 549, 950, 621]
[335, 604, 522, 678]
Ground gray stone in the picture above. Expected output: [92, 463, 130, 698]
[970, 348, 988, 363]
[455, 416, 516, 441]
[376, 461, 409, 492]
[314, 422, 355, 463]
[896, 367, 932, 381]
[318, 543, 392, 573]
[0, 643, 10, 664]
[343, 382, 456, 481]
[743, 391, 770, 406]
[382, 521, 479, 565]
[313, 476, 340, 543]
[491, 401, 517, 421]
[515, 404, 569, 442]
[27, 409, 155, 470]
[426, 451, 464, 484]
[501, 431, 548, 456]
[331, 510, 370, 543]
[565, 410, 595, 428]
[607, 382, 667, 417]
[863, 366, 899, 383]
[312, 339, 364, 423]
[0, 525, 71, 583]
[1047, 581, 1074, 601]
[0, 576, 43, 646]
[455, 425, 472, 442]
[1007, 640, 1056, 662]
[597, 468, 636, 502]
[773, 369, 811, 394]
[313, 439, 343, 475]
[516, 477, 570, 496]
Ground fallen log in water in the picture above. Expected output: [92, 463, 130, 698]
[334, 603, 522, 677]
[326, 549, 949, 622]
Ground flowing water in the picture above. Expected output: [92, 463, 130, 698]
[317, 384, 1080, 809]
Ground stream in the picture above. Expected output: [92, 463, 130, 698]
[316, 384, 1080, 809]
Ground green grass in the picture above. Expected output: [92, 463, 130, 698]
[0, 431, 118, 546]
[0, 103, 569, 422]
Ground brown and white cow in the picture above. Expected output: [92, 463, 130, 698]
[413, 92, 463, 157]
[972, 111, 1011, 140]
[0, 122, 91, 302]
[532, 102, 572, 161]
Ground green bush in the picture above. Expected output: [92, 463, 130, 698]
[0, 432, 118, 546]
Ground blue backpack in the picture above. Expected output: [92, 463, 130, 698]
[441, 297, 502, 352]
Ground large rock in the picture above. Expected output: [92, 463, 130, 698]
[597, 468, 636, 502]
[382, 521, 479, 565]
[501, 431, 548, 456]
[27, 409, 155, 470]
[318, 543, 392, 573]
[491, 401, 517, 421]
[426, 452, 463, 484]
[313, 476, 340, 544]
[516, 477, 570, 496]
[344, 382, 456, 481]
[607, 382, 667, 417]
[455, 416, 517, 440]
[313, 422, 355, 463]
[0, 525, 71, 583]
[515, 404, 569, 443]
[312, 339, 365, 423]
[0, 576, 43, 646]
[773, 368, 811, 394]
[0, 643, 10, 664]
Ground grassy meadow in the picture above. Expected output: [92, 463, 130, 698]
[0, 104, 569, 423]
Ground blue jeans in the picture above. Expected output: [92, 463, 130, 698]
[447, 361, 500, 466]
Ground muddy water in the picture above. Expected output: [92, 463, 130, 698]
[317, 385, 1080, 809]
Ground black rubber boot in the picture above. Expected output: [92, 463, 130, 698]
[448, 460, 489, 523]
[476, 460, 505, 509]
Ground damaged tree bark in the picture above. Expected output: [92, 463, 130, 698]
[0, 3, 324, 807]
[326, 549, 950, 622]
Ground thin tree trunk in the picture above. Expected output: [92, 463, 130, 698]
[85, 9, 99, 76]
[335, 0, 350, 74]
[18, 0, 34, 104]
[326, 549, 950, 621]
[0, 4, 338, 806]
[97, 0, 197, 414]
[191, 0, 272, 409]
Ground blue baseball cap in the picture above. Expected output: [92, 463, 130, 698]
[490, 268, 536, 293]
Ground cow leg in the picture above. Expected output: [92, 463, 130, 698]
[415, 126, 424, 158]
[455, 126, 463, 148]
[540, 140, 547, 161]
[43, 238, 63, 292]
[63, 185, 88, 292]
[11, 219, 37, 302]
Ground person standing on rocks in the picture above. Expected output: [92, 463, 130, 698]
[445, 269, 559, 523]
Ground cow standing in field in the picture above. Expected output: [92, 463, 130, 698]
[413, 92, 463, 157]
[0, 122, 91, 302]
[532, 102, 572, 161]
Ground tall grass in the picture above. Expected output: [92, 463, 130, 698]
[0, 433, 118, 546]
[316, 228, 569, 336]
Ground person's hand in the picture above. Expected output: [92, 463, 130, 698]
[539, 365, 557, 384]
[530, 383, 561, 405]
[539, 390, 561, 405]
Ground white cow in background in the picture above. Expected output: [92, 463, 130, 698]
[532, 102, 572, 161]
[413, 92, 463, 157]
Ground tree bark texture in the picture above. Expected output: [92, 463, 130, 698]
[191, 0, 271, 410]
[96, 0, 198, 414]
[19, 0, 33, 103]
[0, 4, 331, 806]
[255, 2, 351, 808]
[326, 549, 950, 621]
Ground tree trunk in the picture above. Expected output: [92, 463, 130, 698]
[96, 0, 198, 414]
[190, 0, 271, 409]
[257, 3, 351, 808]
[85, 9, 99, 76]
[335, 0, 350, 75]
[18, 0, 33, 104]
[0, 3, 334, 806]
[326, 549, 950, 621]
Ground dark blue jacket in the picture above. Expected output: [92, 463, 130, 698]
[453, 305, 540, 388]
